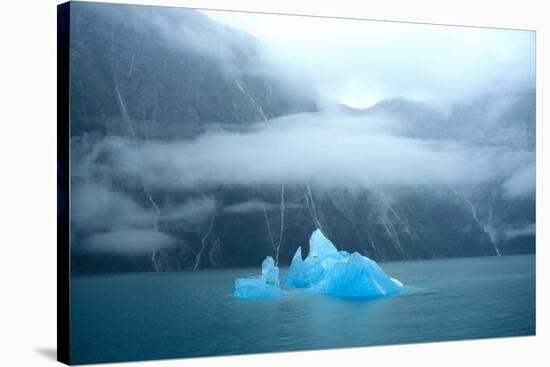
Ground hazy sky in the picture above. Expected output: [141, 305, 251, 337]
[203, 9, 535, 108]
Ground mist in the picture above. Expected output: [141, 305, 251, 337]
[69, 3, 535, 260]
[205, 9, 535, 108]
[83, 229, 181, 255]
[82, 112, 534, 191]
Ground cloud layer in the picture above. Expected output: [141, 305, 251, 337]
[83, 229, 180, 255]
[94, 113, 532, 191]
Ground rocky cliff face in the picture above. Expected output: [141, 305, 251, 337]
[69, 2, 535, 275]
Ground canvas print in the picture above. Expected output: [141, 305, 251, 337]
[58, 1, 536, 365]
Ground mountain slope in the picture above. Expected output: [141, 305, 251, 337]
[68, 3, 535, 275]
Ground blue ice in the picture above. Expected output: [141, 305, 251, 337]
[234, 229, 402, 299]
[233, 278, 284, 299]
[262, 256, 280, 286]
[311, 252, 401, 297]
[282, 229, 351, 288]
[233, 256, 283, 299]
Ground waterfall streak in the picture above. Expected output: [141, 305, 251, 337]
[305, 185, 323, 230]
[151, 251, 159, 272]
[194, 214, 216, 271]
[262, 202, 276, 250]
[275, 184, 285, 265]
[378, 195, 417, 241]
[115, 85, 163, 269]
[380, 216, 406, 258]
[234, 79, 268, 122]
[454, 190, 501, 256]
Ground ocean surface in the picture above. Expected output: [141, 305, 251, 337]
[70, 255, 535, 364]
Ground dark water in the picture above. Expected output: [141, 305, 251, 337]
[71, 255, 535, 364]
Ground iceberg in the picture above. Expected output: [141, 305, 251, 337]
[261, 256, 280, 286]
[390, 277, 404, 287]
[311, 252, 401, 297]
[309, 229, 338, 257]
[281, 229, 348, 289]
[234, 229, 402, 299]
[233, 256, 283, 299]
[233, 278, 284, 299]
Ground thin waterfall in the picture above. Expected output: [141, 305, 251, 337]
[115, 84, 162, 269]
[262, 203, 276, 251]
[234, 77, 286, 259]
[275, 184, 285, 266]
[454, 190, 501, 256]
[305, 185, 323, 230]
[194, 214, 216, 271]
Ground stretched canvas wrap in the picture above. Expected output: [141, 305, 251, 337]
[57, 1, 536, 365]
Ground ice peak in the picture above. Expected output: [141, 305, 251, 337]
[291, 247, 303, 263]
[309, 229, 337, 258]
[261, 256, 279, 286]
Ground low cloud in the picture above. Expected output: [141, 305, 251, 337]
[224, 200, 303, 214]
[83, 229, 180, 255]
[503, 223, 536, 240]
[160, 197, 217, 223]
[71, 182, 155, 232]
[95, 112, 533, 192]
[502, 163, 536, 199]
[72, 181, 217, 244]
